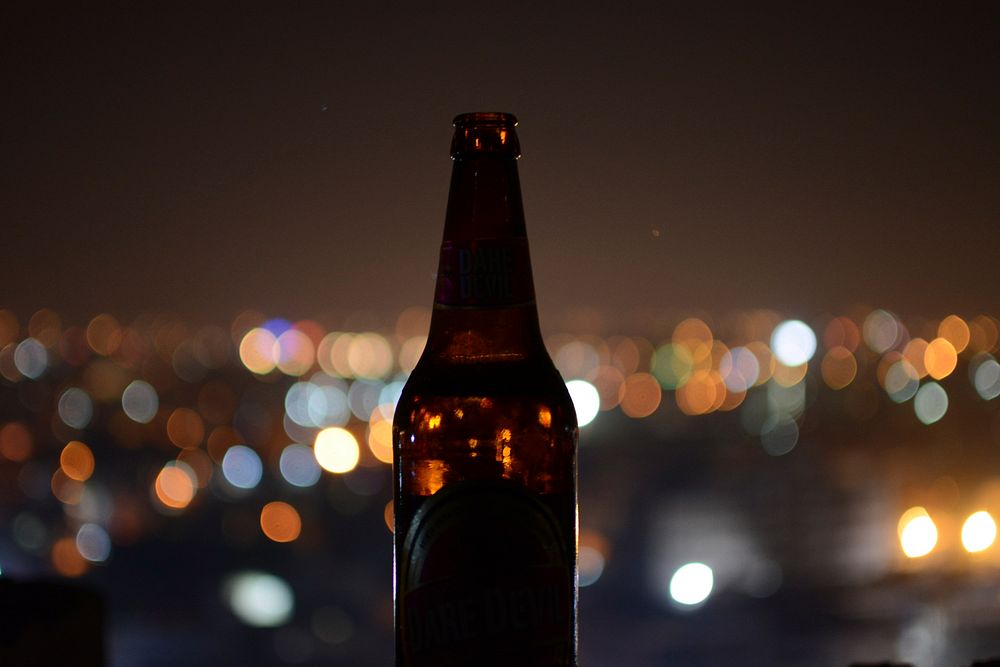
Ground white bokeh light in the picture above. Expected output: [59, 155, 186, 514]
[566, 380, 600, 428]
[669, 562, 714, 607]
[770, 320, 817, 366]
[224, 571, 294, 627]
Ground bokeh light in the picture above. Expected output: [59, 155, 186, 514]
[222, 445, 264, 489]
[619, 373, 662, 418]
[58, 388, 93, 430]
[719, 346, 760, 392]
[121, 380, 159, 423]
[367, 417, 394, 464]
[820, 346, 857, 390]
[863, 309, 901, 354]
[898, 507, 938, 558]
[13, 338, 47, 379]
[972, 356, 1000, 400]
[961, 511, 997, 553]
[223, 571, 294, 627]
[579, 530, 608, 587]
[166, 408, 205, 449]
[275, 329, 316, 377]
[914, 382, 948, 425]
[884, 360, 919, 403]
[51, 536, 88, 577]
[924, 338, 958, 380]
[938, 315, 970, 354]
[279, 444, 323, 487]
[314, 427, 360, 473]
[260, 501, 302, 543]
[60, 441, 95, 482]
[154, 462, 196, 509]
[0, 422, 34, 461]
[75, 523, 112, 563]
[651, 344, 693, 390]
[669, 562, 714, 607]
[566, 380, 600, 427]
[239, 328, 278, 375]
[348, 332, 394, 379]
[770, 320, 817, 366]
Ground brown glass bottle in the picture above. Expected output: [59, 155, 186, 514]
[393, 112, 578, 666]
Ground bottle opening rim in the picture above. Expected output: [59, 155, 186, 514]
[453, 112, 518, 128]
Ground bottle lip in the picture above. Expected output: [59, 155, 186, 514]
[452, 112, 518, 128]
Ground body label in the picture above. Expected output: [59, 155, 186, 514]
[399, 479, 574, 666]
[434, 238, 535, 307]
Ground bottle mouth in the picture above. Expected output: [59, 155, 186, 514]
[452, 112, 518, 128]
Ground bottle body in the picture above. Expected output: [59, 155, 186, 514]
[393, 113, 578, 666]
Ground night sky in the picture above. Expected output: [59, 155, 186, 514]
[4, 3, 999, 325]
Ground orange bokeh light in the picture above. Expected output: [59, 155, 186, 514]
[619, 372, 662, 418]
[166, 408, 205, 449]
[937, 315, 970, 354]
[155, 465, 195, 509]
[0, 421, 33, 461]
[51, 537, 88, 577]
[60, 440, 95, 482]
[260, 501, 302, 543]
[924, 338, 958, 380]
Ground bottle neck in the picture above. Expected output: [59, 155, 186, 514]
[425, 155, 545, 363]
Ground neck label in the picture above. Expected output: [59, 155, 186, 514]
[434, 238, 535, 307]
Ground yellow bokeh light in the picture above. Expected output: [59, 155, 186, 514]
[398, 336, 427, 374]
[898, 506, 938, 558]
[924, 337, 958, 380]
[961, 510, 997, 553]
[260, 501, 302, 543]
[155, 464, 195, 509]
[60, 441, 95, 482]
[367, 417, 394, 464]
[619, 372, 662, 418]
[938, 315, 970, 354]
[348, 332, 393, 379]
[239, 328, 277, 375]
[314, 427, 360, 473]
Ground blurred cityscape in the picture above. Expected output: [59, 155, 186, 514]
[2, 305, 1000, 666]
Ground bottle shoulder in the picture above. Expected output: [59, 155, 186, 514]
[395, 356, 576, 425]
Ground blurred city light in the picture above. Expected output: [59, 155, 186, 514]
[121, 380, 159, 423]
[260, 501, 303, 543]
[914, 382, 949, 425]
[566, 380, 600, 427]
[314, 427, 360, 473]
[898, 507, 938, 558]
[221, 445, 264, 490]
[669, 562, 714, 606]
[770, 320, 817, 366]
[223, 571, 294, 627]
[279, 444, 323, 487]
[961, 511, 997, 553]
